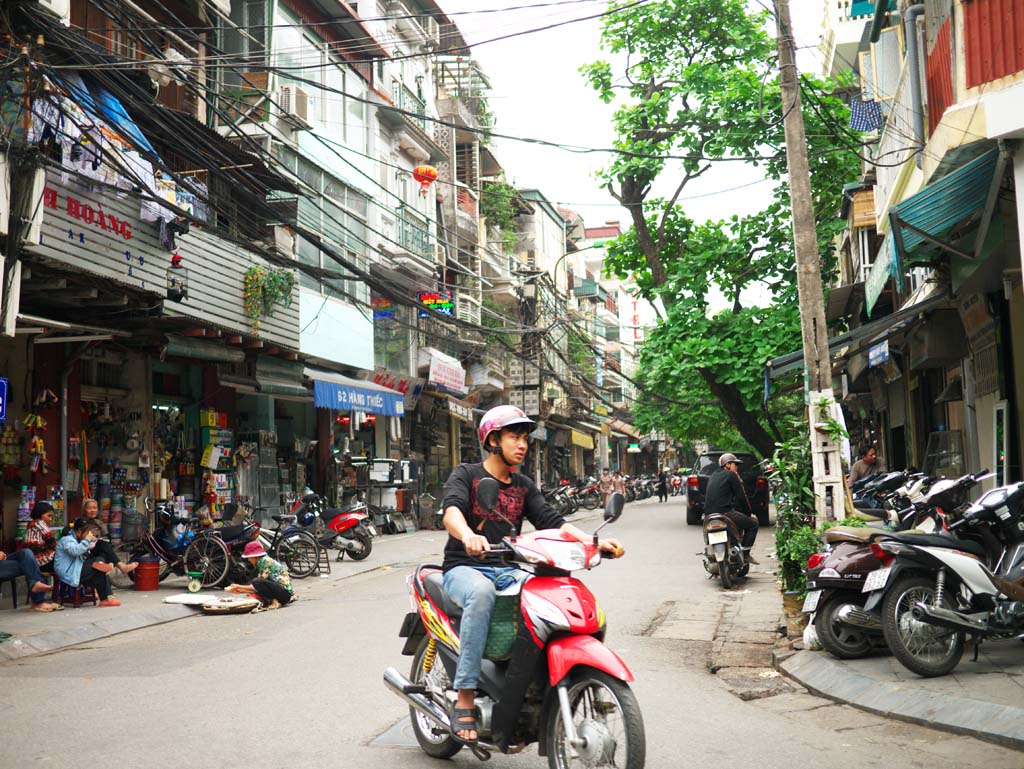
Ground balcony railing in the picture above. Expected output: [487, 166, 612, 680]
[398, 206, 429, 258]
[392, 80, 427, 131]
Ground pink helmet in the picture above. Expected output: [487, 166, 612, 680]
[242, 541, 267, 559]
[478, 405, 536, 449]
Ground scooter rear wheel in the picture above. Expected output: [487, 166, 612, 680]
[815, 595, 875, 659]
[881, 574, 965, 677]
[409, 637, 462, 759]
[719, 559, 732, 590]
[346, 529, 373, 561]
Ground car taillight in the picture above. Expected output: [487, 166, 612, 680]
[756, 478, 768, 489]
[869, 542, 895, 566]
[687, 476, 699, 487]
[806, 553, 826, 570]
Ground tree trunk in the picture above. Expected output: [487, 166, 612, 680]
[698, 367, 777, 458]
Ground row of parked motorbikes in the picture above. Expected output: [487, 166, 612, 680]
[542, 474, 663, 517]
[804, 468, 1024, 678]
[111, 491, 377, 591]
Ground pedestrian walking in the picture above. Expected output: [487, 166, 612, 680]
[657, 467, 670, 503]
[598, 468, 614, 506]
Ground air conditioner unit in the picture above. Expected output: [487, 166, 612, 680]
[35, 0, 70, 23]
[278, 86, 311, 129]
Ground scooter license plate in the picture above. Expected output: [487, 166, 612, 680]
[802, 590, 821, 613]
[862, 566, 892, 593]
[707, 530, 729, 545]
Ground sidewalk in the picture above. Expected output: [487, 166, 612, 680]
[0, 525, 451, 662]
[777, 644, 1024, 750]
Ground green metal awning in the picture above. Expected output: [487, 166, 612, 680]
[865, 147, 1006, 315]
[164, 336, 245, 363]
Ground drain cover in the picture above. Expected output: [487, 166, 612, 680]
[370, 716, 419, 748]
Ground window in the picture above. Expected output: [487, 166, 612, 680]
[278, 146, 370, 305]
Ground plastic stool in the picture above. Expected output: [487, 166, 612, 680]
[1, 576, 22, 609]
[55, 577, 97, 608]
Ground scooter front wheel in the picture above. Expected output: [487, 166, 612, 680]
[409, 637, 462, 759]
[548, 667, 646, 769]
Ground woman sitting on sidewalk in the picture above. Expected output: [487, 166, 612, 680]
[22, 502, 57, 574]
[0, 548, 59, 611]
[54, 519, 120, 607]
[61, 499, 138, 578]
[225, 541, 294, 609]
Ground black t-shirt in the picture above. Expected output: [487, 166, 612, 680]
[441, 463, 565, 571]
[704, 468, 752, 517]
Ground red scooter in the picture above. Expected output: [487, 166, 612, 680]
[291, 492, 375, 561]
[384, 482, 645, 767]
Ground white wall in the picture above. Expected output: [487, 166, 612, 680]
[299, 289, 374, 369]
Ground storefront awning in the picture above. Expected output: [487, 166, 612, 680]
[306, 366, 405, 415]
[164, 335, 245, 363]
[867, 147, 1005, 314]
[571, 430, 595, 450]
[607, 419, 641, 439]
[767, 289, 948, 381]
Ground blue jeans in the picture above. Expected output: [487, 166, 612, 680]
[0, 549, 49, 604]
[442, 565, 528, 690]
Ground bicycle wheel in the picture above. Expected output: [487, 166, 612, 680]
[184, 535, 230, 588]
[275, 531, 320, 578]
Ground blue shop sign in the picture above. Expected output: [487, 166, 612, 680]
[313, 379, 404, 416]
[868, 340, 890, 368]
[0, 377, 7, 422]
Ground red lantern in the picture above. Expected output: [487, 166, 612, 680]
[412, 164, 438, 196]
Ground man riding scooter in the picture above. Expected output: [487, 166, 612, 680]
[703, 453, 759, 565]
[440, 404, 625, 745]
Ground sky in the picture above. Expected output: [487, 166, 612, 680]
[439, 0, 830, 234]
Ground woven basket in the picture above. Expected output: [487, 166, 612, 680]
[483, 594, 520, 660]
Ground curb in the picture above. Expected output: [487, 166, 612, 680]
[0, 604, 197, 662]
[776, 649, 1024, 750]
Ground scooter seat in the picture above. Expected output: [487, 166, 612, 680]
[823, 526, 875, 544]
[215, 525, 249, 541]
[888, 531, 988, 559]
[423, 570, 463, 621]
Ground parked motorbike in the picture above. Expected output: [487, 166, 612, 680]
[871, 478, 1024, 677]
[805, 471, 989, 660]
[292, 492, 375, 561]
[575, 477, 601, 511]
[383, 483, 645, 767]
[700, 511, 749, 589]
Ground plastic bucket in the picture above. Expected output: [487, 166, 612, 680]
[134, 557, 161, 591]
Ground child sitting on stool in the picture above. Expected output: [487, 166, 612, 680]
[225, 541, 294, 609]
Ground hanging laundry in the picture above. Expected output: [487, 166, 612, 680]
[849, 92, 884, 132]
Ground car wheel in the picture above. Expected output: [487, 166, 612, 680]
[686, 504, 702, 526]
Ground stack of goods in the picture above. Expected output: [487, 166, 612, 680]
[109, 493, 123, 544]
[49, 485, 66, 529]
[16, 486, 37, 540]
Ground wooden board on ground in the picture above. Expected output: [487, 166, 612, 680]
[201, 597, 261, 614]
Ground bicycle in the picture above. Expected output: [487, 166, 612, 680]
[243, 505, 322, 579]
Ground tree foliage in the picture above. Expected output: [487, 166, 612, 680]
[584, 0, 859, 457]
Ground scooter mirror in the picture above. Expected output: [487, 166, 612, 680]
[604, 492, 625, 522]
[477, 478, 500, 512]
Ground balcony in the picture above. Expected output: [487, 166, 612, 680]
[398, 207, 430, 259]
[873, 60, 915, 223]
[386, 0, 438, 48]
[392, 80, 427, 132]
[604, 352, 623, 374]
[573, 278, 608, 302]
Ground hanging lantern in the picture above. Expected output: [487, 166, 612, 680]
[412, 164, 438, 196]
[166, 253, 188, 301]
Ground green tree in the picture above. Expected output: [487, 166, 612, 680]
[584, 0, 858, 457]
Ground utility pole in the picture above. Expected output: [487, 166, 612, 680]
[774, 0, 843, 522]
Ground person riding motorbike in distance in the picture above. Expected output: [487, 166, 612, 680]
[441, 404, 625, 745]
[703, 453, 759, 564]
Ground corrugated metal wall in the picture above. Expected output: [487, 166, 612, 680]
[26, 172, 299, 348]
[964, 0, 1024, 88]
[926, 20, 954, 135]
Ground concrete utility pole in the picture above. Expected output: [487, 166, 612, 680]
[774, 0, 843, 522]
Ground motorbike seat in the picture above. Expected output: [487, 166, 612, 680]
[423, 570, 463, 621]
[272, 514, 297, 525]
[823, 526, 876, 544]
[215, 525, 250, 541]
[704, 513, 740, 537]
[335, 503, 364, 514]
[888, 532, 987, 559]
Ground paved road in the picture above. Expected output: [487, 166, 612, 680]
[3, 497, 1020, 768]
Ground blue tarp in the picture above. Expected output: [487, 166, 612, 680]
[312, 379, 404, 416]
[60, 71, 156, 155]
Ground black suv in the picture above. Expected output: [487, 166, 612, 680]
[684, 451, 770, 526]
